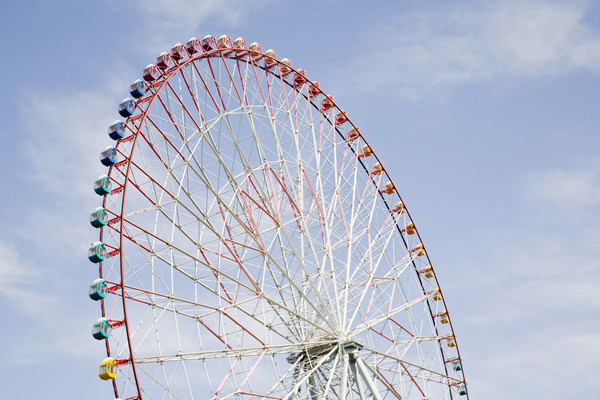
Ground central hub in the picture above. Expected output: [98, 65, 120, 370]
[287, 339, 364, 364]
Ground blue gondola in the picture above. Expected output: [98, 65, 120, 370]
[88, 241, 107, 263]
[88, 278, 108, 300]
[118, 98, 135, 117]
[129, 79, 146, 98]
[108, 121, 125, 140]
[457, 383, 467, 396]
[100, 147, 117, 166]
[91, 317, 113, 340]
[89, 207, 108, 228]
[93, 175, 112, 195]
[451, 359, 462, 371]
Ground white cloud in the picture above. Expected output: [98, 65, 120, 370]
[0, 240, 98, 364]
[469, 330, 600, 399]
[0, 241, 32, 287]
[435, 158, 600, 397]
[21, 71, 129, 199]
[2, 44, 141, 371]
[134, 0, 258, 26]
[342, 0, 600, 99]
[443, 219, 600, 398]
[18, 67, 135, 261]
[524, 167, 600, 219]
[125, 0, 273, 53]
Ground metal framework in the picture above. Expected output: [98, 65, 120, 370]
[93, 35, 469, 400]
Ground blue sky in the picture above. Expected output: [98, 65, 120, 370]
[1, 0, 600, 398]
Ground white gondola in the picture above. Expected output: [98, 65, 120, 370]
[264, 49, 277, 68]
[279, 58, 292, 75]
[232, 37, 247, 55]
[217, 35, 231, 48]
[248, 42, 263, 59]
[216, 35, 233, 55]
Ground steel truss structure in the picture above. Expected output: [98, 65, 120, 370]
[92, 34, 469, 400]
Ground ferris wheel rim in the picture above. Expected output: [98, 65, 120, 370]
[95, 34, 469, 400]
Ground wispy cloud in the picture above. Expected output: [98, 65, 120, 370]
[21, 70, 131, 199]
[0, 240, 98, 365]
[470, 330, 600, 398]
[134, 0, 266, 27]
[1, 68, 138, 365]
[342, 0, 600, 100]
[437, 155, 600, 398]
[124, 0, 273, 53]
[18, 68, 133, 262]
[0, 241, 32, 287]
[445, 219, 600, 398]
[524, 166, 600, 220]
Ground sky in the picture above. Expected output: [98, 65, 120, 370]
[1, 0, 600, 398]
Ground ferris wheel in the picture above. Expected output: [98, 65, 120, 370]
[87, 34, 469, 400]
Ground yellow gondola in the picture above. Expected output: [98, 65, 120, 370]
[431, 288, 443, 301]
[436, 311, 450, 324]
[446, 335, 457, 347]
[371, 163, 384, 175]
[410, 243, 426, 256]
[420, 265, 435, 278]
[98, 357, 118, 380]
[381, 181, 395, 194]
[392, 201, 406, 214]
